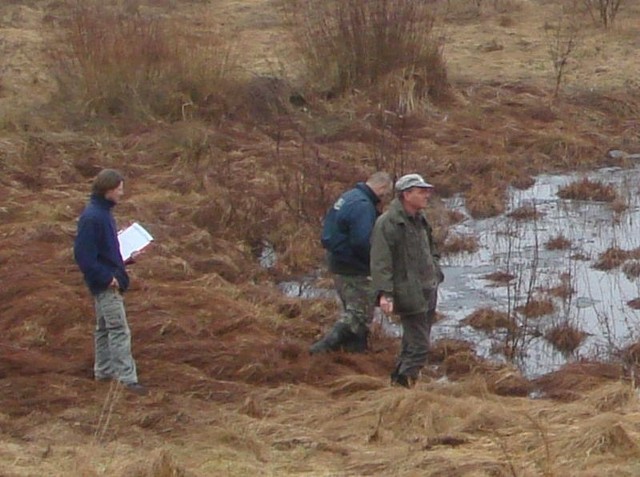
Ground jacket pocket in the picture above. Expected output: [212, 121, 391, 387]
[393, 278, 427, 315]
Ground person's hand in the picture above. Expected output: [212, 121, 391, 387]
[110, 277, 120, 289]
[380, 295, 394, 315]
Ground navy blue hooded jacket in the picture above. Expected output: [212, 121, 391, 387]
[74, 194, 130, 295]
[321, 182, 380, 275]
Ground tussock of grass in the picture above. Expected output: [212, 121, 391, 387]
[593, 247, 640, 271]
[463, 307, 514, 332]
[515, 298, 554, 318]
[557, 178, 618, 202]
[483, 270, 516, 284]
[507, 204, 543, 221]
[545, 234, 572, 251]
[544, 323, 588, 354]
[441, 233, 479, 255]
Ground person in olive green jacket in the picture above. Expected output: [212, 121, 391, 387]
[370, 173, 444, 388]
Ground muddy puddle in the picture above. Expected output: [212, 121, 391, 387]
[276, 165, 640, 378]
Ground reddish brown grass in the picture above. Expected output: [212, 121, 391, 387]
[441, 234, 479, 255]
[507, 205, 542, 221]
[545, 324, 588, 354]
[465, 184, 506, 218]
[483, 271, 516, 284]
[557, 178, 618, 202]
[463, 308, 514, 332]
[593, 247, 633, 271]
[626, 299, 640, 310]
[622, 261, 640, 280]
[515, 298, 554, 318]
[545, 234, 572, 251]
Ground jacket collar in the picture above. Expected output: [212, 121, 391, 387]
[387, 198, 426, 225]
[355, 182, 380, 205]
[90, 193, 116, 210]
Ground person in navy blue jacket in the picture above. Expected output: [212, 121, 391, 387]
[74, 169, 148, 395]
[310, 172, 392, 354]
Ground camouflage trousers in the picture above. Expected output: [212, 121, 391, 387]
[334, 274, 375, 334]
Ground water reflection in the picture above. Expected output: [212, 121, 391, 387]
[277, 166, 640, 378]
[439, 166, 640, 377]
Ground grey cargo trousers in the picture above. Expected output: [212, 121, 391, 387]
[93, 288, 138, 384]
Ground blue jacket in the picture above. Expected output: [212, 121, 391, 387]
[321, 182, 380, 275]
[74, 194, 130, 295]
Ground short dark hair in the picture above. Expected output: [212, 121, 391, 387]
[92, 169, 124, 196]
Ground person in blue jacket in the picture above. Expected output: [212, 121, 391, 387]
[310, 171, 393, 354]
[74, 169, 148, 395]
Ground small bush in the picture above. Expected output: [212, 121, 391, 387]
[288, 0, 449, 111]
[55, 1, 237, 122]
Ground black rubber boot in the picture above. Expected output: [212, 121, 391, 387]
[309, 322, 354, 355]
[342, 326, 369, 353]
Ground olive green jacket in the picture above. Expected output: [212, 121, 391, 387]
[370, 198, 444, 316]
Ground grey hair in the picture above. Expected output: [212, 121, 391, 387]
[366, 171, 392, 188]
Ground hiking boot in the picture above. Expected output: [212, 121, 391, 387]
[124, 383, 149, 396]
[309, 322, 354, 355]
[95, 375, 112, 382]
[342, 326, 369, 353]
[390, 372, 415, 389]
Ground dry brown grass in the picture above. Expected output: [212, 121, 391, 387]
[557, 178, 618, 202]
[593, 247, 640, 271]
[545, 234, 572, 251]
[440, 233, 479, 255]
[463, 307, 514, 332]
[545, 323, 588, 354]
[507, 204, 543, 221]
[4, 0, 640, 475]
[483, 270, 516, 284]
[515, 297, 555, 318]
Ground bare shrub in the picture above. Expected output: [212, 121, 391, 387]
[55, 1, 237, 121]
[545, 5, 581, 98]
[583, 0, 625, 28]
[557, 178, 617, 202]
[288, 0, 449, 111]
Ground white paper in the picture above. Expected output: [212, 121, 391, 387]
[118, 222, 153, 262]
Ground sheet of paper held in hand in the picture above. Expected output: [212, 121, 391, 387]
[118, 222, 154, 262]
